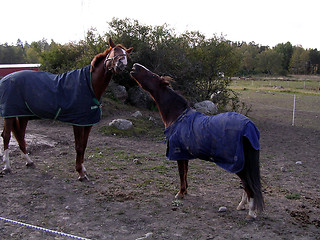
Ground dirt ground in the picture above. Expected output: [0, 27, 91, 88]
[0, 91, 319, 240]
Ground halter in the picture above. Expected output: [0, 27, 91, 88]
[103, 51, 127, 71]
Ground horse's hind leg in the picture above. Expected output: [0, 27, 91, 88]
[175, 160, 189, 199]
[236, 137, 264, 220]
[236, 170, 256, 219]
[12, 117, 34, 167]
[1, 118, 15, 173]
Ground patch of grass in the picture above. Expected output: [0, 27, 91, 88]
[144, 164, 167, 173]
[99, 116, 164, 141]
[285, 192, 301, 200]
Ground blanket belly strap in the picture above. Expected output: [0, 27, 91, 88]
[54, 108, 62, 120]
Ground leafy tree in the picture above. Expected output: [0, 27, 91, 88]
[289, 46, 310, 74]
[0, 42, 25, 63]
[309, 48, 320, 74]
[238, 42, 260, 75]
[274, 42, 293, 73]
[256, 49, 284, 75]
[39, 41, 84, 73]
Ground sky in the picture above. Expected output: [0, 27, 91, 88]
[1, 0, 319, 49]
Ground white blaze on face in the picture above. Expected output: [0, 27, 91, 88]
[120, 48, 128, 65]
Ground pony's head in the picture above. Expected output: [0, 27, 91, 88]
[91, 38, 133, 73]
[130, 63, 171, 93]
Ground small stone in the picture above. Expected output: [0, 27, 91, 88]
[109, 119, 133, 130]
[295, 161, 302, 165]
[132, 111, 142, 118]
[218, 206, 227, 212]
[133, 159, 141, 164]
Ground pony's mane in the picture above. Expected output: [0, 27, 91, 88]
[163, 77, 189, 109]
[90, 44, 128, 70]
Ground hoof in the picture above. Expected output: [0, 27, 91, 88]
[175, 192, 185, 200]
[246, 214, 256, 221]
[237, 205, 246, 211]
[26, 162, 35, 168]
[1, 168, 12, 174]
[78, 175, 89, 182]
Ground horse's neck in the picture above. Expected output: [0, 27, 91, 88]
[91, 65, 113, 100]
[154, 88, 188, 128]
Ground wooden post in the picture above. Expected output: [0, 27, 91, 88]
[292, 94, 296, 126]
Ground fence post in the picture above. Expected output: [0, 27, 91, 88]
[292, 94, 296, 126]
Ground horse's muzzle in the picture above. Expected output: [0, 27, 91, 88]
[115, 61, 126, 73]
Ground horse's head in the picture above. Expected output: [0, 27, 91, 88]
[130, 63, 170, 93]
[105, 38, 133, 73]
[91, 38, 133, 74]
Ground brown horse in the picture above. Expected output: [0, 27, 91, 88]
[0, 38, 132, 181]
[130, 63, 264, 219]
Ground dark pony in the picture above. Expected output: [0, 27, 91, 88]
[130, 63, 264, 219]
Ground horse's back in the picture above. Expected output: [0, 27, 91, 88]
[0, 70, 59, 119]
[165, 110, 260, 173]
[0, 66, 101, 125]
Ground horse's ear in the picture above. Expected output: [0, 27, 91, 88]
[109, 38, 115, 48]
[126, 47, 133, 54]
[160, 76, 172, 87]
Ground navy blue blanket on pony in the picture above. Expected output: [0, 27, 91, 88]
[164, 108, 260, 173]
[0, 65, 101, 126]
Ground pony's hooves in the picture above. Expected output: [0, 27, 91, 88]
[78, 175, 89, 182]
[1, 168, 12, 174]
[237, 205, 246, 211]
[175, 193, 185, 200]
[26, 162, 35, 168]
[246, 215, 256, 221]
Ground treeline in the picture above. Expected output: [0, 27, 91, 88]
[1, 18, 319, 109]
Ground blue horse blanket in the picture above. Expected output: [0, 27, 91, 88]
[164, 108, 260, 173]
[0, 65, 101, 126]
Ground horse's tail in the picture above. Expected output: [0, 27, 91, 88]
[243, 137, 264, 212]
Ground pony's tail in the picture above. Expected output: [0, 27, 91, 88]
[243, 137, 264, 212]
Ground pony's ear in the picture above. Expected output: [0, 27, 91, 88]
[109, 38, 115, 48]
[126, 47, 133, 54]
[160, 76, 172, 87]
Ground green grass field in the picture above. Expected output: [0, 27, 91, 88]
[230, 75, 320, 95]
[229, 75, 320, 131]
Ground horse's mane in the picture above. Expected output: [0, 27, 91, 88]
[163, 77, 189, 110]
[90, 44, 128, 70]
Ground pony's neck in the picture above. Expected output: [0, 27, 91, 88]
[90, 62, 113, 100]
[153, 88, 189, 128]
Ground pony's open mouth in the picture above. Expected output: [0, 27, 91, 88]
[130, 64, 137, 76]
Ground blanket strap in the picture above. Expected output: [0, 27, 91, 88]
[54, 108, 62, 120]
[91, 98, 101, 110]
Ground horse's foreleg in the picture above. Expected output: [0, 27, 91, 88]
[1, 118, 14, 173]
[237, 191, 248, 211]
[73, 125, 92, 181]
[175, 160, 189, 199]
[12, 117, 34, 168]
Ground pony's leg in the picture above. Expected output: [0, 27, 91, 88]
[236, 137, 264, 220]
[73, 125, 92, 181]
[237, 191, 248, 211]
[12, 117, 34, 167]
[237, 170, 256, 219]
[175, 160, 189, 199]
[1, 118, 14, 173]
[248, 197, 257, 219]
